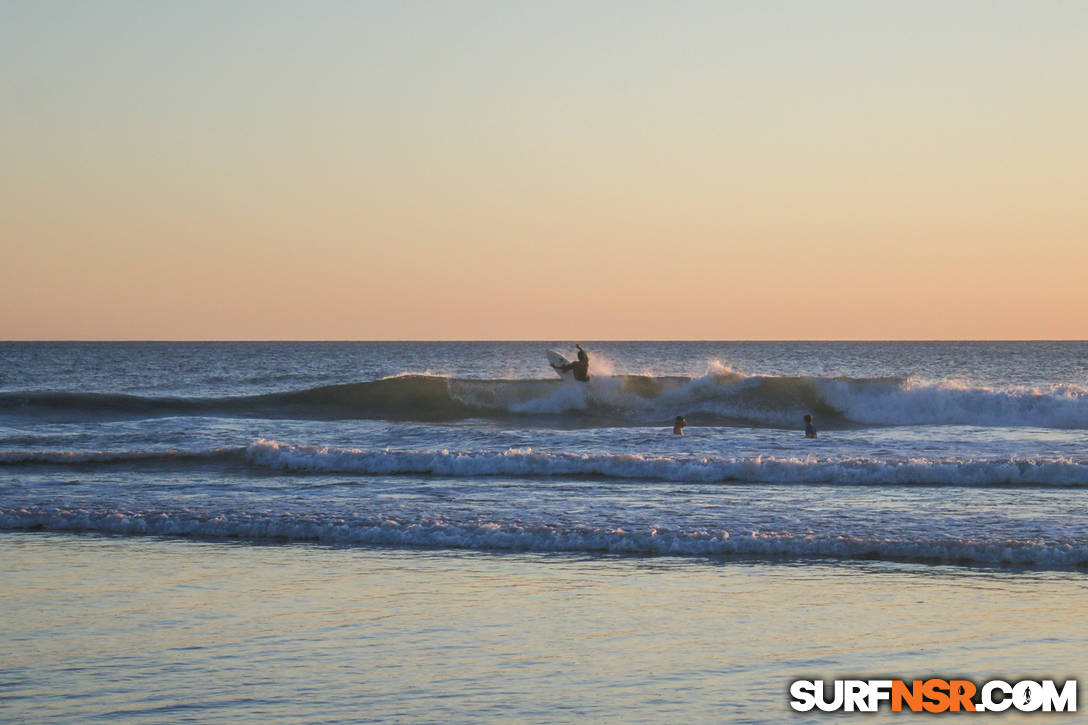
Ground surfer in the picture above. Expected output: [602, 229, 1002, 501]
[552, 344, 590, 382]
[804, 414, 817, 439]
[673, 416, 687, 435]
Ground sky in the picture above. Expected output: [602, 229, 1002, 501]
[2, 0, 1086, 340]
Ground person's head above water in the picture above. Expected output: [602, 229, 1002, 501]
[673, 415, 686, 434]
[803, 414, 813, 424]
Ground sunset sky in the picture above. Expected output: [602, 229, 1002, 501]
[3, 0, 1085, 340]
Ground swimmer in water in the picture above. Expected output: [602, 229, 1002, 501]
[552, 344, 590, 382]
[804, 413, 817, 439]
[673, 416, 687, 435]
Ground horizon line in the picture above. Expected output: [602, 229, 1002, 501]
[3, 339, 1087, 344]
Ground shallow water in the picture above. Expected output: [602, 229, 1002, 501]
[2, 533, 1085, 723]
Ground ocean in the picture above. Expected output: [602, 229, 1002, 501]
[2, 341, 1086, 722]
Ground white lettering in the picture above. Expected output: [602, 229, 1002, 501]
[844, 680, 869, 712]
[789, 680, 817, 712]
[868, 680, 893, 711]
[1040, 679, 1077, 712]
[815, 680, 844, 712]
[1014, 680, 1043, 712]
[981, 680, 1012, 712]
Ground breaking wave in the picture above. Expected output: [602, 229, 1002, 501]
[2, 367, 1087, 429]
[3, 506, 1086, 570]
[4, 440, 1087, 486]
[245, 441, 1088, 486]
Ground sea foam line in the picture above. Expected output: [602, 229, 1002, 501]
[3, 506, 1086, 570]
[246, 440, 1088, 486]
[3, 441, 1085, 486]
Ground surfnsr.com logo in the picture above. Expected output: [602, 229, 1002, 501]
[789, 679, 1077, 713]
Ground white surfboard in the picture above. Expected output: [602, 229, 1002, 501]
[547, 349, 572, 378]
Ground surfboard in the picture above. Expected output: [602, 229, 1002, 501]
[547, 349, 572, 378]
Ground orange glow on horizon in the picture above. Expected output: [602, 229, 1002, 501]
[2, 2, 1085, 340]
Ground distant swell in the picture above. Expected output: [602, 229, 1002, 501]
[0, 447, 242, 466]
[3, 507, 1086, 571]
[0, 377, 480, 422]
[3, 368, 1087, 429]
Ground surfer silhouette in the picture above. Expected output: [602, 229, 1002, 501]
[673, 416, 687, 435]
[552, 344, 590, 382]
[804, 414, 817, 439]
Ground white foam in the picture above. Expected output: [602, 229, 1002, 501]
[507, 382, 593, 414]
[456, 366, 1088, 430]
[4, 506, 1085, 570]
[245, 440, 1088, 486]
[819, 378, 1088, 428]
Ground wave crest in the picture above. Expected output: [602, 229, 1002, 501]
[245, 440, 1088, 486]
[6, 440, 1086, 486]
[3, 368, 1087, 429]
[4, 506, 1086, 570]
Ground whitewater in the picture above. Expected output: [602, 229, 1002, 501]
[4, 366, 1088, 429]
[2, 341, 1088, 570]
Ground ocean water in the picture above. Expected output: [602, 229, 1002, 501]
[2, 341, 1087, 722]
